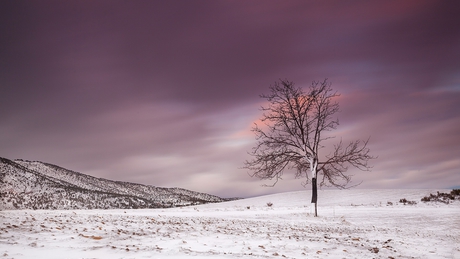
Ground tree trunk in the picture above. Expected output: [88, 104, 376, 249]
[311, 177, 318, 217]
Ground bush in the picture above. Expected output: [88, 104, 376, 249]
[266, 202, 273, 207]
[421, 189, 459, 204]
[399, 198, 416, 205]
[421, 196, 431, 202]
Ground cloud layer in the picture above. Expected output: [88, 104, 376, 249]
[1, 1, 459, 197]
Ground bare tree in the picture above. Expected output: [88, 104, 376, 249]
[244, 79, 374, 216]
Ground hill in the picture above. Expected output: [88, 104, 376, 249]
[0, 157, 229, 210]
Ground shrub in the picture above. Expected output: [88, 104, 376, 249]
[421, 189, 459, 204]
[399, 198, 416, 205]
[421, 196, 431, 202]
[266, 202, 273, 207]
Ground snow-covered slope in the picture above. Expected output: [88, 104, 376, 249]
[0, 157, 228, 210]
[0, 190, 458, 259]
[203, 188, 455, 208]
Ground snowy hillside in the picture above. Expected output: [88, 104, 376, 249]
[0, 189, 458, 259]
[0, 157, 229, 210]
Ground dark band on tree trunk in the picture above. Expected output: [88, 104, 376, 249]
[311, 177, 317, 203]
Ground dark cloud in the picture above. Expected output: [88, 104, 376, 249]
[1, 0, 459, 197]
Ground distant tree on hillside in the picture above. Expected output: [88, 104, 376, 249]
[244, 79, 375, 216]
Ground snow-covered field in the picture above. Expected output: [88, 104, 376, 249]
[1, 189, 459, 259]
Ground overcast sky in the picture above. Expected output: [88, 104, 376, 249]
[1, 1, 459, 198]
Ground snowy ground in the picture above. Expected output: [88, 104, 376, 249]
[1, 189, 459, 259]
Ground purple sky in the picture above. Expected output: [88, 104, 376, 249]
[1, 1, 459, 198]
